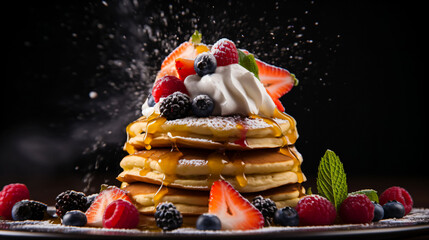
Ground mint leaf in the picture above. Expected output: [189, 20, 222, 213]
[191, 30, 202, 44]
[349, 189, 379, 203]
[316, 149, 348, 210]
[237, 49, 259, 79]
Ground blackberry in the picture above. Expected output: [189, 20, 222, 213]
[159, 92, 191, 120]
[55, 190, 87, 218]
[252, 195, 277, 226]
[11, 200, 47, 221]
[154, 202, 183, 231]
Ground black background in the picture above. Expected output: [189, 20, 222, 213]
[1, 1, 426, 205]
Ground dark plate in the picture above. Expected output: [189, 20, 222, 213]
[1, 208, 428, 240]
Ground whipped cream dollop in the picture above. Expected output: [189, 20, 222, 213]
[184, 64, 276, 117]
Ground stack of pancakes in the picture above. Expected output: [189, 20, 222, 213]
[117, 108, 306, 221]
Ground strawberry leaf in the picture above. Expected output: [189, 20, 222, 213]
[316, 149, 348, 211]
[237, 49, 259, 79]
[349, 189, 379, 203]
[191, 30, 202, 44]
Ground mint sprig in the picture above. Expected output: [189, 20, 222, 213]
[237, 49, 259, 79]
[316, 149, 348, 211]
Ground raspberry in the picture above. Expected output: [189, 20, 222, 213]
[152, 75, 189, 103]
[0, 183, 30, 220]
[339, 194, 374, 224]
[211, 38, 239, 66]
[379, 186, 413, 215]
[103, 199, 139, 229]
[295, 195, 336, 226]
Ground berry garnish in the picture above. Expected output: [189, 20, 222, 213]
[251, 195, 277, 226]
[175, 58, 196, 80]
[62, 210, 87, 227]
[273, 206, 299, 227]
[159, 91, 191, 120]
[211, 38, 239, 66]
[85, 193, 99, 210]
[191, 94, 215, 117]
[85, 186, 132, 227]
[146, 93, 156, 107]
[152, 75, 189, 103]
[196, 213, 222, 231]
[372, 201, 384, 222]
[339, 194, 374, 224]
[208, 180, 264, 230]
[383, 200, 405, 219]
[194, 52, 217, 77]
[256, 59, 298, 112]
[0, 183, 30, 220]
[103, 199, 139, 229]
[55, 190, 87, 218]
[11, 200, 47, 221]
[156, 41, 199, 80]
[295, 195, 336, 226]
[154, 202, 183, 231]
[379, 186, 413, 215]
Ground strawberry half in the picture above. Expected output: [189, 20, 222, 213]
[156, 41, 198, 80]
[175, 58, 196, 80]
[85, 186, 132, 227]
[208, 180, 264, 230]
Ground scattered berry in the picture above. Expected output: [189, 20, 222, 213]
[103, 199, 139, 229]
[194, 52, 217, 76]
[11, 200, 47, 221]
[62, 210, 87, 227]
[152, 75, 189, 103]
[251, 195, 277, 226]
[383, 200, 405, 219]
[211, 38, 239, 66]
[55, 190, 87, 218]
[273, 206, 299, 227]
[175, 57, 196, 80]
[379, 186, 413, 215]
[295, 195, 336, 226]
[159, 91, 191, 120]
[372, 201, 384, 222]
[154, 202, 183, 231]
[208, 180, 264, 230]
[196, 213, 222, 230]
[191, 95, 215, 117]
[0, 183, 30, 220]
[85, 186, 132, 227]
[339, 194, 374, 224]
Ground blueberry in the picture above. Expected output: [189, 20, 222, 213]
[383, 200, 405, 219]
[196, 213, 221, 230]
[274, 206, 299, 226]
[194, 52, 217, 77]
[372, 201, 384, 222]
[192, 95, 215, 117]
[147, 93, 156, 107]
[12, 200, 47, 221]
[62, 210, 87, 227]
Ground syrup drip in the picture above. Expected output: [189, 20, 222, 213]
[158, 148, 182, 186]
[251, 114, 288, 147]
[232, 152, 248, 187]
[234, 119, 248, 148]
[278, 147, 304, 183]
[207, 151, 227, 183]
[273, 108, 298, 145]
[143, 112, 166, 150]
[153, 183, 169, 208]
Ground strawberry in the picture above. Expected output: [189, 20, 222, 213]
[208, 180, 264, 230]
[85, 186, 132, 227]
[175, 58, 196, 80]
[211, 38, 239, 66]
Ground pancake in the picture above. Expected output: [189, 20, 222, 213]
[124, 110, 298, 153]
[117, 146, 306, 192]
[122, 181, 305, 216]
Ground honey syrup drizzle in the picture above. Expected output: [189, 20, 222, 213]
[232, 152, 248, 187]
[278, 146, 304, 183]
[153, 183, 169, 208]
[207, 151, 226, 183]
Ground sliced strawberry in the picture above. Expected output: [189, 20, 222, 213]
[85, 186, 132, 227]
[208, 180, 264, 230]
[175, 58, 196, 80]
[256, 59, 297, 99]
[267, 90, 285, 112]
[156, 41, 199, 80]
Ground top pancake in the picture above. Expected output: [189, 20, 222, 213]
[124, 110, 298, 153]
